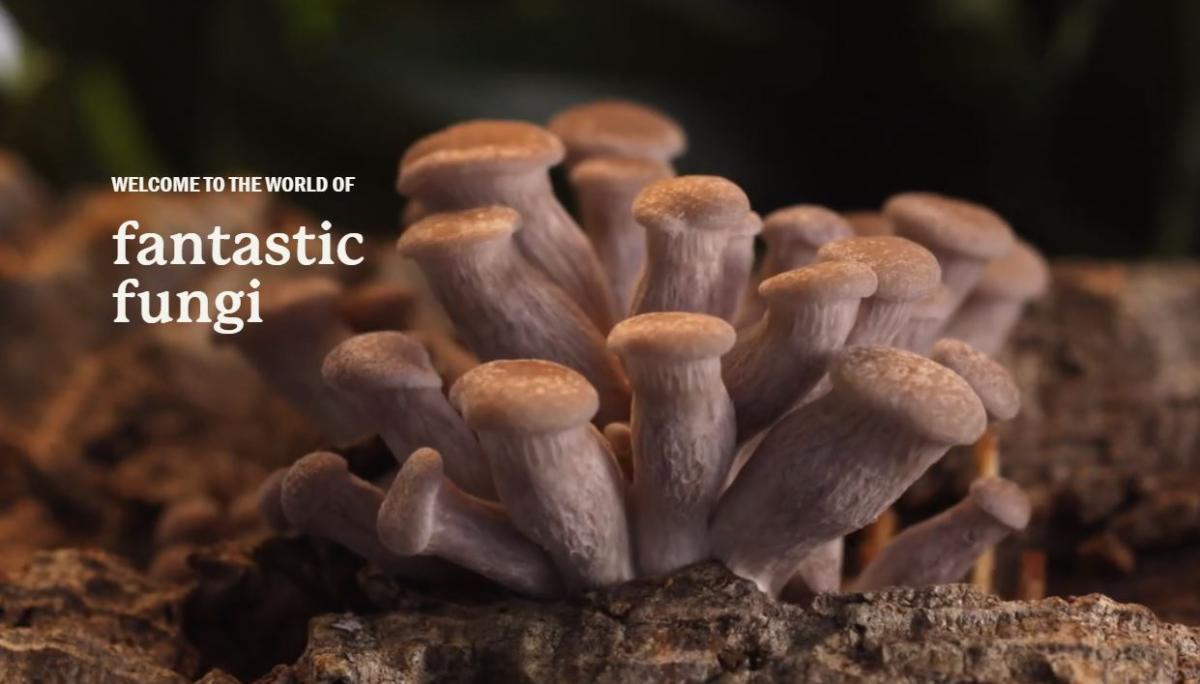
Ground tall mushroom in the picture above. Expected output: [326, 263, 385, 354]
[547, 99, 687, 168]
[608, 312, 737, 575]
[450, 360, 633, 591]
[631, 175, 755, 317]
[396, 206, 630, 425]
[723, 261, 877, 442]
[396, 120, 616, 329]
[710, 346, 986, 595]
[321, 331, 495, 499]
[941, 240, 1050, 355]
[714, 211, 763, 323]
[377, 447, 564, 598]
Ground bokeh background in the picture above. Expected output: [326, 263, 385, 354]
[1, 0, 1197, 257]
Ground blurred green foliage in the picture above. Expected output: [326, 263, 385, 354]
[0, 0, 1196, 257]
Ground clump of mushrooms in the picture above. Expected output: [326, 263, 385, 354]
[244, 100, 1049, 600]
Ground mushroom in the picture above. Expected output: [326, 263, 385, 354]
[224, 277, 370, 445]
[337, 281, 418, 333]
[255, 467, 291, 533]
[607, 312, 737, 575]
[930, 338, 1020, 423]
[450, 360, 633, 591]
[891, 285, 955, 355]
[154, 496, 223, 547]
[377, 447, 564, 598]
[723, 261, 878, 442]
[569, 156, 673, 315]
[885, 192, 1015, 311]
[280, 451, 445, 579]
[737, 205, 856, 326]
[941, 240, 1050, 355]
[602, 422, 635, 482]
[321, 331, 495, 499]
[396, 206, 630, 425]
[816, 236, 942, 347]
[843, 210, 894, 237]
[780, 538, 844, 601]
[710, 346, 987, 595]
[713, 211, 763, 323]
[396, 120, 616, 329]
[631, 175, 754, 317]
[547, 99, 687, 167]
[851, 476, 1031, 590]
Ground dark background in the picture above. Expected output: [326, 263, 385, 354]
[1, 0, 1197, 257]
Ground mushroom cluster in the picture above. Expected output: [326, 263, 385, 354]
[246, 101, 1050, 600]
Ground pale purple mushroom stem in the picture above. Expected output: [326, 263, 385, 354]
[941, 240, 1050, 356]
[608, 312, 737, 576]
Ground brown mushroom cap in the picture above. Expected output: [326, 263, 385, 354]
[844, 210, 895, 237]
[884, 192, 1014, 260]
[972, 239, 1050, 300]
[338, 282, 417, 333]
[377, 447, 444, 555]
[758, 261, 878, 304]
[450, 359, 599, 433]
[548, 100, 686, 162]
[396, 206, 520, 259]
[968, 476, 1032, 530]
[762, 205, 854, 249]
[280, 451, 352, 529]
[816, 236, 941, 302]
[931, 338, 1020, 422]
[607, 312, 736, 361]
[633, 175, 751, 233]
[831, 346, 987, 446]
[568, 155, 673, 192]
[397, 120, 564, 195]
[322, 331, 443, 393]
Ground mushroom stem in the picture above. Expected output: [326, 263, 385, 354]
[710, 346, 986, 596]
[322, 331, 495, 499]
[608, 312, 737, 576]
[602, 422, 634, 482]
[941, 240, 1050, 355]
[397, 207, 630, 425]
[713, 212, 762, 323]
[280, 451, 445, 579]
[851, 476, 1030, 591]
[631, 176, 754, 317]
[397, 120, 616, 329]
[780, 538, 843, 602]
[451, 360, 633, 591]
[378, 447, 564, 598]
[722, 262, 877, 442]
[1016, 550, 1047, 600]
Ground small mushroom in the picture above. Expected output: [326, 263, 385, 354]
[843, 210, 894, 237]
[337, 281, 418, 333]
[885, 192, 1015, 311]
[255, 467, 291, 533]
[714, 211, 763, 323]
[941, 240, 1050, 355]
[631, 175, 754, 317]
[450, 360, 633, 591]
[547, 100, 687, 167]
[738, 206, 855, 326]
[710, 346, 986, 595]
[851, 476, 1031, 590]
[280, 451, 444, 579]
[397, 120, 615, 329]
[396, 207, 630, 425]
[321, 331, 495, 499]
[570, 156, 672, 315]
[891, 285, 955, 355]
[930, 338, 1020, 423]
[377, 447, 564, 598]
[608, 312, 737, 576]
[723, 261, 878, 441]
[816, 235, 942, 346]
[225, 277, 370, 444]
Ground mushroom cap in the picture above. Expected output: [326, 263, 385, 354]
[607, 312, 736, 361]
[762, 205, 854, 249]
[322, 331, 442, 394]
[397, 120, 564, 195]
[396, 206, 520, 259]
[931, 338, 1020, 422]
[908, 285, 956, 323]
[758, 261, 878, 304]
[378, 447, 444, 555]
[633, 175, 751, 233]
[547, 100, 686, 162]
[568, 155, 673, 193]
[831, 346, 987, 446]
[972, 240, 1050, 301]
[968, 476, 1032, 530]
[844, 210, 895, 237]
[733, 211, 764, 237]
[280, 451, 351, 528]
[885, 192, 1015, 261]
[816, 236, 942, 302]
[450, 359, 599, 434]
